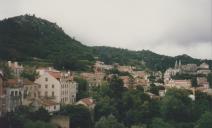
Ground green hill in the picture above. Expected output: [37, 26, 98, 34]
[0, 14, 211, 71]
[0, 14, 94, 70]
[93, 46, 212, 71]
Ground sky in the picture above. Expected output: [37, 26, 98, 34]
[0, 0, 212, 59]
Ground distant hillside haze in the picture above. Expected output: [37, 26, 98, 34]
[0, 14, 211, 71]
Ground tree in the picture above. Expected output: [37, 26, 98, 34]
[21, 68, 38, 81]
[95, 115, 126, 128]
[30, 108, 51, 122]
[94, 96, 117, 121]
[160, 89, 192, 122]
[195, 111, 212, 128]
[74, 77, 89, 100]
[108, 76, 124, 98]
[24, 120, 56, 128]
[150, 118, 174, 128]
[60, 105, 92, 128]
[149, 84, 159, 95]
[191, 77, 198, 87]
[207, 73, 212, 88]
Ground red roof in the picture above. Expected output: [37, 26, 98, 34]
[79, 98, 95, 106]
[5, 79, 20, 87]
[47, 71, 61, 79]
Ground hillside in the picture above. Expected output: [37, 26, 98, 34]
[93, 46, 212, 71]
[0, 14, 211, 71]
[0, 14, 94, 70]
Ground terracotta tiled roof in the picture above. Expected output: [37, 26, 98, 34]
[79, 98, 95, 106]
[5, 79, 20, 87]
[47, 71, 61, 79]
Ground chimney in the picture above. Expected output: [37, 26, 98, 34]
[48, 67, 52, 71]
[8, 61, 12, 67]
[14, 62, 18, 67]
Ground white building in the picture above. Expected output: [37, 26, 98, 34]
[35, 70, 77, 105]
[5, 79, 24, 112]
[164, 68, 180, 84]
[197, 62, 211, 75]
[165, 80, 192, 89]
[8, 61, 24, 78]
[31, 98, 60, 113]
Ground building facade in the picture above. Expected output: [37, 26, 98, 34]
[5, 79, 24, 112]
[35, 70, 77, 105]
[8, 61, 24, 78]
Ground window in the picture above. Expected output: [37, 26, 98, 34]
[45, 77, 48, 81]
[52, 91, 54, 97]
[11, 91, 14, 96]
[45, 91, 48, 97]
[38, 91, 40, 97]
[45, 84, 48, 89]
[38, 85, 41, 88]
[15, 91, 18, 96]
[52, 84, 54, 88]
[54, 106, 56, 110]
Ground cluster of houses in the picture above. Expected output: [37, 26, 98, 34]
[0, 61, 94, 117]
[0, 60, 211, 117]
[164, 61, 211, 89]
[80, 61, 149, 89]
[163, 60, 211, 98]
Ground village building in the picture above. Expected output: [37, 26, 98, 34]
[0, 70, 6, 116]
[8, 61, 24, 78]
[35, 69, 77, 105]
[120, 76, 131, 88]
[80, 72, 105, 87]
[76, 97, 96, 110]
[117, 65, 135, 73]
[165, 79, 192, 89]
[5, 79, 24, 112]
[197, 62, 211, 75]
[153, 71, 163, 81]
[180, 64, 198, 75]
[94, 61, 113, 72]
[164, 68, 180, 84]
[197, 77, 209, 88]
[31, 98, 60, 113]
[22, 79, 40, 106]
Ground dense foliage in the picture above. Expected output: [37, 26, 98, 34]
[0, 107, 53, 128]
[60, 105, 93, 128]
[91, 76, 212, 128]
[1, 76, 212, 128]
[74, 77, 89, 100]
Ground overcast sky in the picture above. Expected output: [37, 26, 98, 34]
[0, 0, 212, 59]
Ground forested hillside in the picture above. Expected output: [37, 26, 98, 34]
[0, 14, 211, 71]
